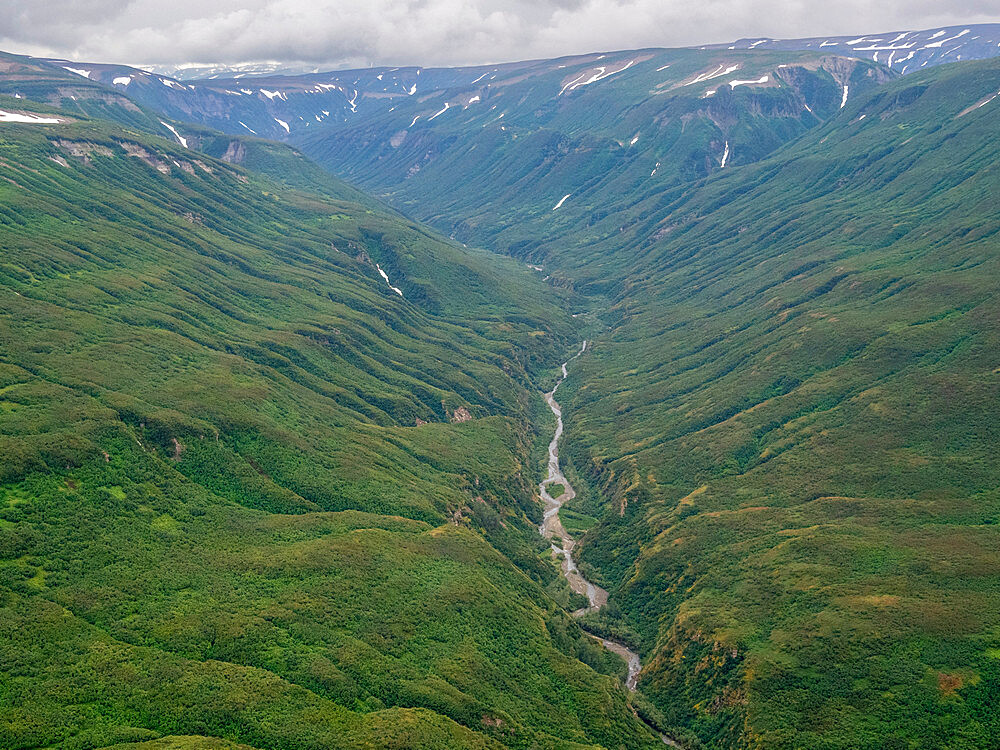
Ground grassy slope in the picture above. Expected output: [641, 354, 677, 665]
[551, 58, 1000, 748]
[0, 105, 659, 749]
[0, 53, 185, 139]
[298, 50, 889, 285]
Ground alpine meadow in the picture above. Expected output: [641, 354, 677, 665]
[1, 9, 1000, 750]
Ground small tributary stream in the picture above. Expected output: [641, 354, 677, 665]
[538, 341, 680, 746]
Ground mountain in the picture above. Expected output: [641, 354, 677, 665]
[0, 94, 663, 749]
[295, 50, 888, 272]
[36, 46, 889, 270]
[0, 51, 187, 138]
[4, 27, 1000, 750]
[719, 23, 1000, 74]
[143, 61, 326, 81]
[534, 55, 1000, 748]
[17, 48, 887, 145]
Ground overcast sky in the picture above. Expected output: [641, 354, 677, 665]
[3, 0, 999, 69]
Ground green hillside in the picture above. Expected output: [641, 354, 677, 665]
[297, 49, 889, 278]
[4, 36, 1000, 750]
[548, 57, 1000, 748]
[0, 53, 187, 140]
[0, 101, 660, 749]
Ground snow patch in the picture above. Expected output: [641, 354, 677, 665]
[683, 63, 740, 87]
[560, 59, 635, 95]
[0, 110, 63, 124]
[958, 88, 1000, 116]
[923, 29, 970, 48]
[552, 194, 571, 211]
[428, 102, 450, 120]
[841, 85, 849, 108]
[408, 114, 421, 128]
[274, 117, 290, 133]
[159, 121, 188, 148]
[239, 121, 256, 134]
[376, 264, 404, 296]
[729, 75, 769, 88]
[112, 76, 132, 86]
[63, 67, 92, 79]
[720, 141, 730, 168]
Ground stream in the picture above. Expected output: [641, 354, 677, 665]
[538, 341, 680, 746]
[538, 341, 642, 688]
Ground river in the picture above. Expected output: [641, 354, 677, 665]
[538, 341, 681, 746]
[538, 340, 642, 687]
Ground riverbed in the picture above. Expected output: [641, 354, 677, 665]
[538, 342, 681, 746]
[538, 341, 641, 688]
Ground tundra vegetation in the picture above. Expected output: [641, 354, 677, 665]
[2, 44, 1000, 750]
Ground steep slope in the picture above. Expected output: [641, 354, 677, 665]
[545, 57, 1000, 748]
[296, 50, 888, 268]
[6, 49, 891, 273]
[0, 101, 660, 749]
[721, 23, 1000, 75]
[0, 52, 186, 139]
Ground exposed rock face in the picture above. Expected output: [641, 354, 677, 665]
[220, 140, 246, 164]
[450, 406, 473, 423]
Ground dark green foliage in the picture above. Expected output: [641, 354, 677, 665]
[0, 103, 659, 749]
[293, 46, 1000, 748]
[546, 57, 1000, 748]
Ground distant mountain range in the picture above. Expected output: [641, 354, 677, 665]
[142, 61, 327, 80]
[718, 23, 1000, 74]
[83, 22, 1000, 86]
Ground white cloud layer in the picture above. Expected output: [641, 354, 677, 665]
[2, 0, 998, 68]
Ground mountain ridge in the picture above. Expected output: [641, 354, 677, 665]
[718, 22, 1000, 74]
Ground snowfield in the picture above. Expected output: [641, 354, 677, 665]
[0, 110, 63, 124]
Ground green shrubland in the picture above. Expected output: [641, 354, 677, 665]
[0, 101, 659, 749]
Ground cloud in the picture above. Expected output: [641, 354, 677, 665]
[1, 0, 998, 68]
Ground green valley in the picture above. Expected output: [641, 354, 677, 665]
[2, 19, 1000, 750]
[0, 100, 659, 748]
